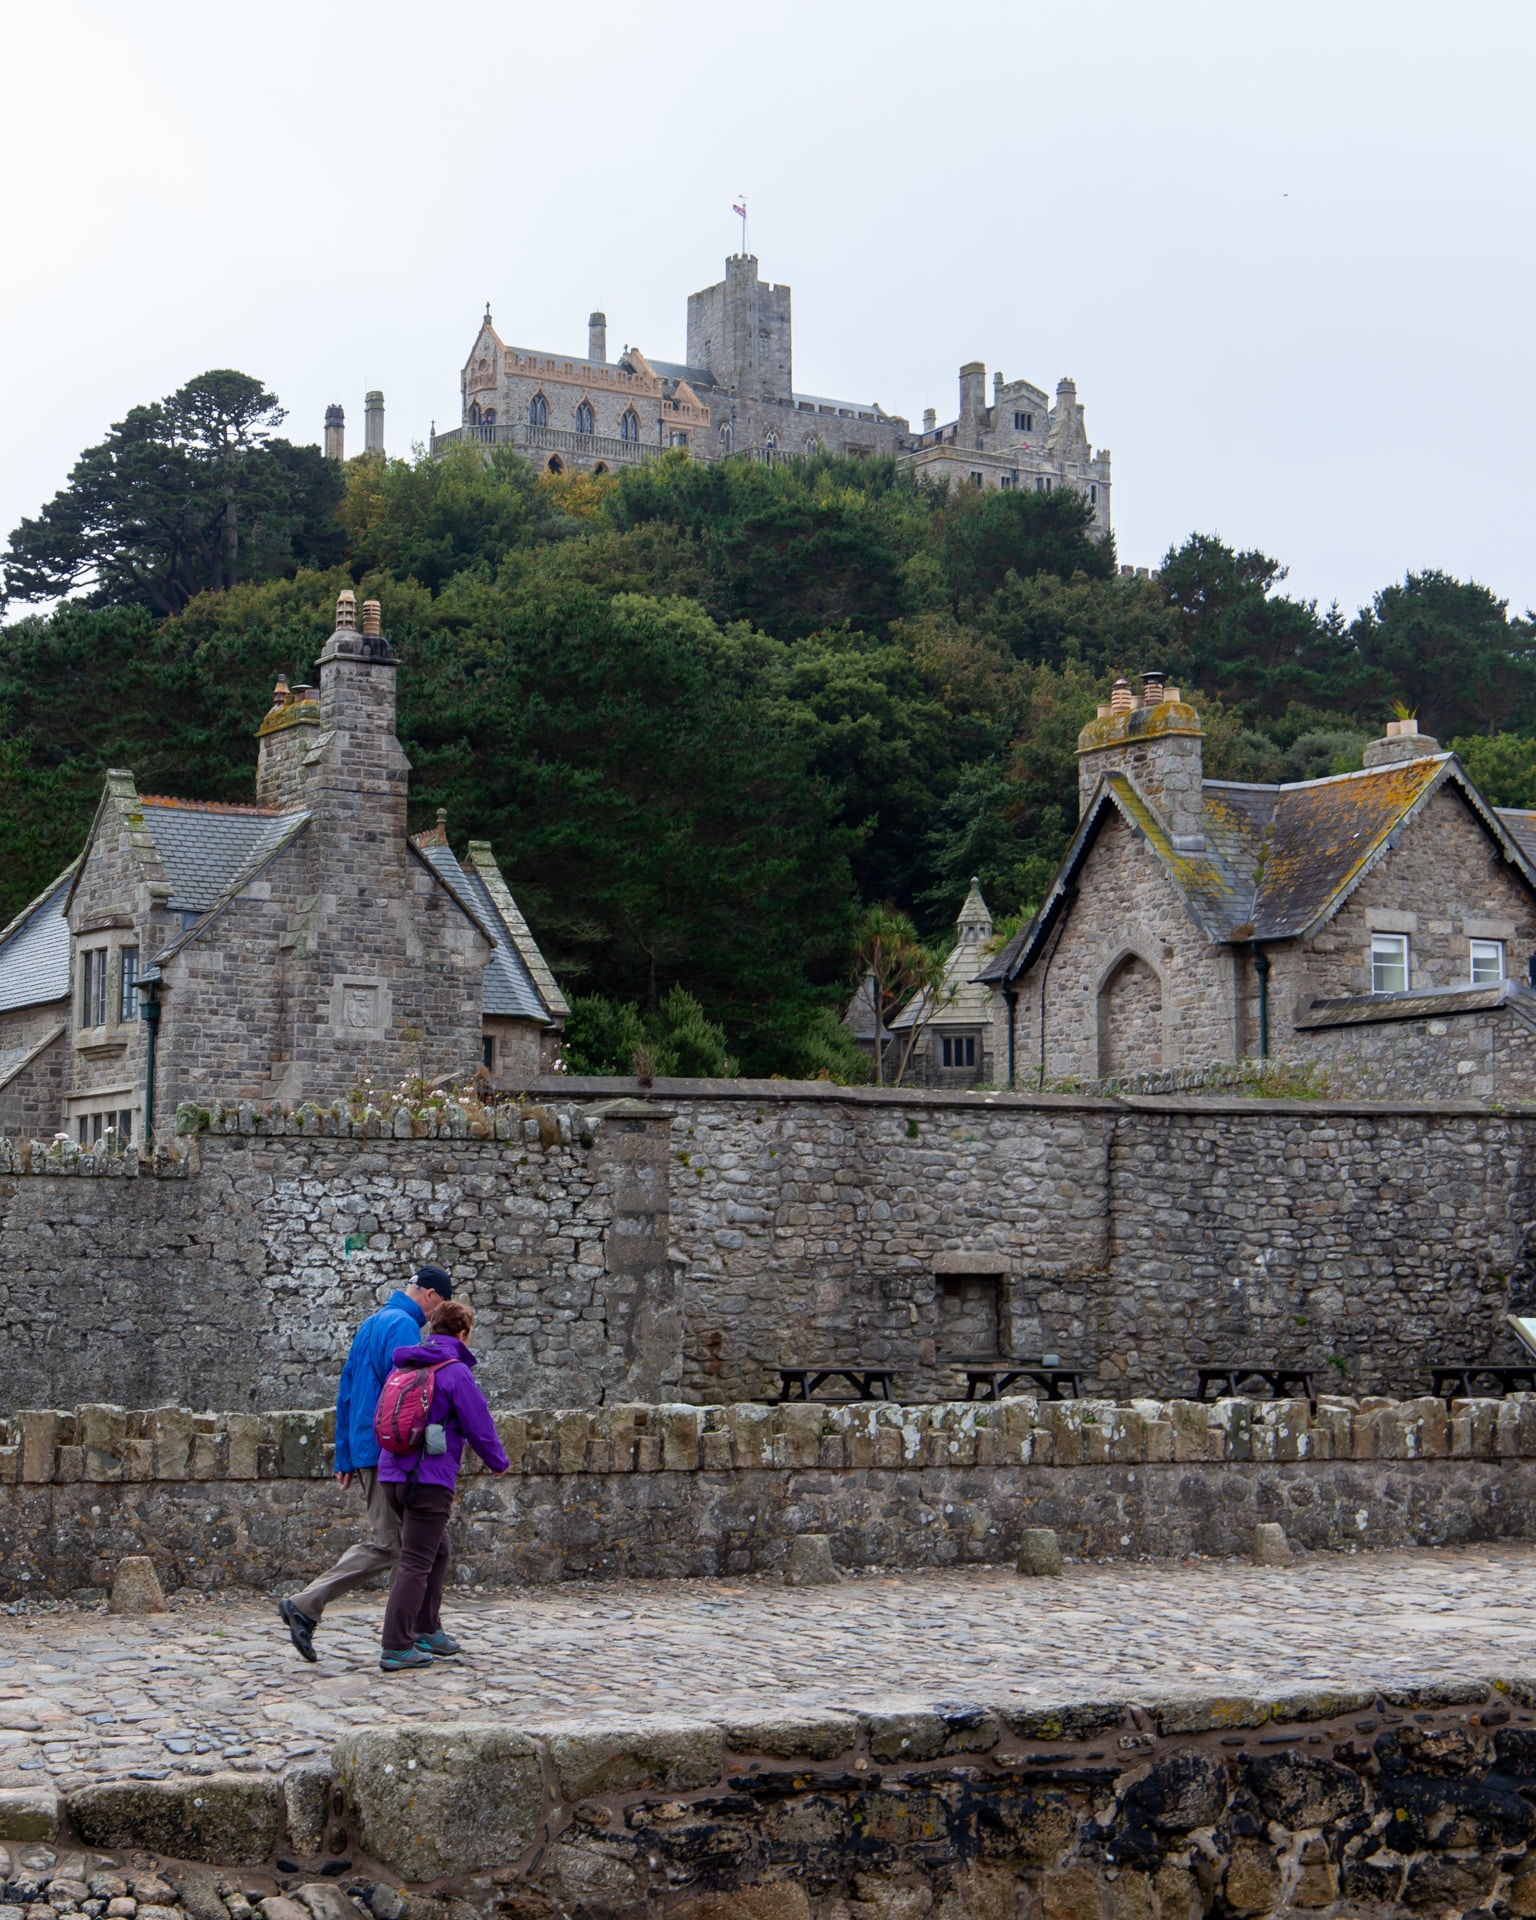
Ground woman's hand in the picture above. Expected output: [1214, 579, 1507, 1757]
[336, 1470, 353, 1490]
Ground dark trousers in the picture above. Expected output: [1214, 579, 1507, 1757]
[380, 1482, 454, 1651]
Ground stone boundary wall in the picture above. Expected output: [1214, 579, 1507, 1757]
[9, 1079, 1536, 1413]
[21, 1678, 1536, 1920]
[4, 1395, 1536, 1596]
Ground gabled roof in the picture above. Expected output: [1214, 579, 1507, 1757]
[414, 839, 563, 1028]
[150, 809, 314, 970]
[983, 753, 1536, 986]
[0, 868, 75, 1014]
[889, 878, 996, 1031]
[138, 800, 302, 914]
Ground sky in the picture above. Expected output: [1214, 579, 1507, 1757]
[3, 0, 1533, 622]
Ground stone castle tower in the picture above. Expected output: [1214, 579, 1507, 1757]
[686, 255, 793, 404]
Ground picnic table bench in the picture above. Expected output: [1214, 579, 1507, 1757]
[1430, 1363, 1536, 1405]
[959, 1364, 1084, 1402]
[776, 1366, 897, 1403]
[1195, 1365, 1317, 1410]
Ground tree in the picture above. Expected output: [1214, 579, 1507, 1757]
[938, 483, 1114, 605]
[851, 903, 952, 1086]
[3, 372, 344, 616]
[1350, 571, 1536, 738]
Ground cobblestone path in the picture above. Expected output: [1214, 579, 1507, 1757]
[1, 1544, 1533, 1794]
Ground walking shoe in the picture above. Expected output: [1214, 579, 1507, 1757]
[380, 1647, 434, 1673]
[414, 1630, 461, 1657]
[279, 1598, 317, 1664]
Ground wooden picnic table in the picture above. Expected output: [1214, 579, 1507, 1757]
[959, 1364, 1084, 1403]
[1195, 1365, 1317, 1410]
[1430, 1363, 1536, 1405]
[776, 1366, 897, 1403]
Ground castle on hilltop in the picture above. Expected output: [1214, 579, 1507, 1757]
[426, 254, 1112, 533]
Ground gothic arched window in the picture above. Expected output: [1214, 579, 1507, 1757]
[482, 408, 496, 427]
[575, 401, 595, 435]
[718, 421, 734, 454]
[619, 409, 640, 443]
[468, 401, 481, 425]
[529, 393, 549, 428]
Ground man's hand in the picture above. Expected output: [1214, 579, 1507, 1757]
[336, 1470, 353, 1490]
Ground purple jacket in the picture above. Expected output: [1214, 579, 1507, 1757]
[375, 1334, 509, 1488]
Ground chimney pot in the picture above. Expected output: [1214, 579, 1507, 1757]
[361, 599, 382, 637]
[1110, 678, 1134, 715]
[335, 590, 357, 631]
[1141, 669, 1167, 704]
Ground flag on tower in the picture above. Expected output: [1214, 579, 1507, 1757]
[733, 202, 747, 218]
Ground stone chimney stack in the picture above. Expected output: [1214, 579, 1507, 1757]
[364, 391, 385, 456]
[1362, 716, 1442, 768]
[958, 362, 987, 434]
[256, 663, 322, 810]
[1076, 671, 1206, 850]
[923, 407, 937, 433]
[588, 311, 607, 363]
[324, 404, 345, 460]
[312, 587, 409, 842]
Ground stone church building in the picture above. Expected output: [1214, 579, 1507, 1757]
[980, 678, 1536, 1101]
[428, 253, 1111, 531]
[0, 592, 565, 1148]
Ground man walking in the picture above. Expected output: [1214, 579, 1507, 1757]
[278, 1262, 453, 1661]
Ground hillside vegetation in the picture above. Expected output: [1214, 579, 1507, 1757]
[5, 379, 1535, 1077]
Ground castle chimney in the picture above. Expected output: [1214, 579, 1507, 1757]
[364, 391, 385, 456]
[1077, 677, 1206, 849]
[588, 311, 607, 363]
[923, 407, 936, 433]
[958, 362, 986, 431]
[324, 404, 345, 460]
[1363, 715, 1441, 768]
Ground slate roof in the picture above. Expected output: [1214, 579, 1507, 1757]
[982, 754, 1536, 986]
[1294, 980, 1536, 1033]
[647, 359, 720, 391]
[889, 878, 995, 1032]
[416, 843, 555, 1026]
[0, 871, 74, 1014]
[138, 801, 306, 915]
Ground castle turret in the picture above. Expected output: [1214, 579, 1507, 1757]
[1077, 672, 1205, 851]
[324, 404, 345, 460]
[365, 391, 385, 455]
[588, 311, 607, 363]
[686, 255, 793, 404]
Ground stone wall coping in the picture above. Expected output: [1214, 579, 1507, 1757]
[54, 1675, 1536, 1889]
[528, 1072, 1520, 1119]
[1, 1391, 1524, 1485]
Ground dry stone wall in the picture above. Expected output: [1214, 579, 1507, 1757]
[2, 1083, 1535, 1413]
[3, 1392, 1536, 1597]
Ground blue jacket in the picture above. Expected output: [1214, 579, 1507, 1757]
[334, 1290, 426, 1472]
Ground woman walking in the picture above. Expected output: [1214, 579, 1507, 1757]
[376, 1300, 508, 1672]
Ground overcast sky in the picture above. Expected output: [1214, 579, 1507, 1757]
[5, 0, 1532, 621]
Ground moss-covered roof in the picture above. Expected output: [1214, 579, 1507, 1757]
[982, 753, 1536, 985]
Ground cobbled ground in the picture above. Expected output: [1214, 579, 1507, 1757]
[1, 1544, 1533, 1794]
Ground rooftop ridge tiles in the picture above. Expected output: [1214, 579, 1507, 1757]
[138, 795, 288, 815]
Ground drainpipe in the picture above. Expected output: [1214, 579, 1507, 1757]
[1253, 946, 1271, 1060]
[1003, 985, 1017, 1088]
[139, 984, 161, 1149]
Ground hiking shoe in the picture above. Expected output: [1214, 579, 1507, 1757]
[414, 1630, 461, 1657]
[279, 1598, 317, 1664]
[380, 1647, 434, 1673]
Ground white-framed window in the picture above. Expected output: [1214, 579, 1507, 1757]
[1371, 932, 1409, 993]
[80, 947, 108, 1027]
[940, 1035, 977, 1068]
[119, 946, 140, 1021]
[1470, 938, 1505, 985]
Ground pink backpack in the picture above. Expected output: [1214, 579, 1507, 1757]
[373, 1359, 452, 1455]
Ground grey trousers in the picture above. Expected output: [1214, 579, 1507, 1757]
[289, 1466, 401, 1620]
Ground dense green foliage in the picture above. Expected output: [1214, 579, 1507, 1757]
[3, 376, 1534, 1076]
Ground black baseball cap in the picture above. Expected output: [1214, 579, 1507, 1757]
[415, 1263, 453, 1298]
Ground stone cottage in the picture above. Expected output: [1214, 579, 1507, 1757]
[0, 592, 565, 1147]
[980, 674, 1536, 1099]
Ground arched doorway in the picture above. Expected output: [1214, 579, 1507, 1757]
[1097, 953, 1163, 1077]
[546, 455, 565, 474]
